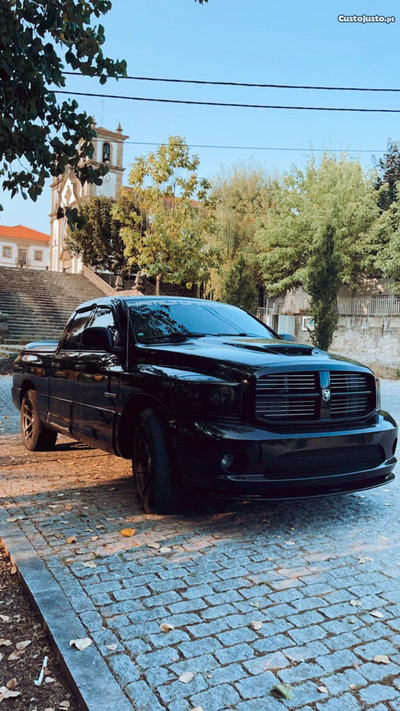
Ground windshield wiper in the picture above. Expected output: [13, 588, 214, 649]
[139, 332, 206, 343]
[215, 332, 263, 337]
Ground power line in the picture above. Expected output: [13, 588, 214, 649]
[125, 140, 385, 153]
[54, 90, 400, 113]
[63, 72, 400, 93]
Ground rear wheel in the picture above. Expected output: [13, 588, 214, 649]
[21, 389, 57, 452]
[132, 408, 182, 514]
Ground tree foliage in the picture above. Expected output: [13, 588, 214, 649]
[222, 254, 258, 313]
[66, 194, 139, 276]
[113, 136, 220, 294]
[305, 225, 342, 351]
[374, 139, 400, 211]
[0, 0, 127, 215]
[256, 152, 378, 295]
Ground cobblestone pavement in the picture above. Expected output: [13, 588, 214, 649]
[0, 374, 19, 435]
[0, 380, 400, 710]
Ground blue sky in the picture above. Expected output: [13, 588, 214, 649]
[2, 0, 400, 233]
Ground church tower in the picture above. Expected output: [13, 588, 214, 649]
[49, 122, 129, 273]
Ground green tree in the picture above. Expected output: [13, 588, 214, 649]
[66, 194, 141, 276]
[366, 187, 400, 282]
[256, 152, 378, 295]
[113, 136, 220, 294]
[374, 139, 400, 211]
[0, 0, 127, 218]
[207, 164, 276, 300]
[222, 255, 258, 313]
[305, 225, 342, 351]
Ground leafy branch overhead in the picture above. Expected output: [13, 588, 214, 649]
[0, 0, 128, 211]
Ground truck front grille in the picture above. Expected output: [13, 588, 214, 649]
[256, 371, 375, 423]
[266, 444, 385, 479]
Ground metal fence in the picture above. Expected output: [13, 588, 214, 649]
[259, 296, 400, 319]
[337, 296, 400, 316]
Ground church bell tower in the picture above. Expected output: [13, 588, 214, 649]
[49, 121, 129, 273]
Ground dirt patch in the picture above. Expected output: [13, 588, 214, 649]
[0, 546, 78, 711]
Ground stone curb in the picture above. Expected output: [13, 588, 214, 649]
[0, 507, 132, 711]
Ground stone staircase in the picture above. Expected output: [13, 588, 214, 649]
[0, 266, 108, 345]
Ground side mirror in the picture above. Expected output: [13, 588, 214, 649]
[82, 327, 113, 351]
[279, 333, 296, 342]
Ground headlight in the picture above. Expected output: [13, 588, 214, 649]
[375, 377, 381, 410]
[209, 385, 235, 406]
[173, 381, 242, 417]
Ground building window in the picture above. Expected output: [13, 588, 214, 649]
[102, 142, 111, 163]
[34, 250, 43, 261]
[2, 246, 11, 258]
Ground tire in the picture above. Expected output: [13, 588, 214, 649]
[132, 408, 182, 514]
[21, 389, 58, 452]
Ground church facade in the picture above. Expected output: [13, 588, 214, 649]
[49, 122, 128, 273]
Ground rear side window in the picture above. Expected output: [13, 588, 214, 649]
[62, 311, 93, 350]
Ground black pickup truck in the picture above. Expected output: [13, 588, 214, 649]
[12, 296, 397, 513]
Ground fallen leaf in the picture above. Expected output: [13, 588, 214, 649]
[105, 644, 117, 651]
[179, 672, 194, 683]
[370, 610, 384, 619]
[250, 601, 260, 608]
[8, 651, 24, 660]
[90, 536, 99, 542]
[120, 528, 135, 537]
[45, 677, 56, 683]
[191, 707, 205, 711]
[6, 518, 18, 523]
[160, 623, 174, 633]
[6, 679, 17, 690]
[318, 686, 328, 693]
[0, 615, 10, 622]
[10, 566, 17, 575]
[69, 637, 92, 651]
[374, 654, 390, 664]
[0, 654, 3, 662]
[0, 686, 21, 700]
[273, 683, 294, 700]
[349, 684, 357, 690]
[82, 561, 97, 568]
[348, 618, 356, 624]
[250, 620, 263, 631]
[147, 542, 161, 550]
[350, 600, 362, 607]
[59, 702, 70, 709]
[159, 547, 172, 554]
[284, 541, 296, 545]
[0, 640, 12, 647]
[16, 640, 31, 651]
[66, 537, 76, 545]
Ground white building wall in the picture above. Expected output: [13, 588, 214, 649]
[0, 239, 49, 270]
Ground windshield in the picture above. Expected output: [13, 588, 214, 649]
[128, 299, 277, 342]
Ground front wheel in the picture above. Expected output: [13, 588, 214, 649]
[21, 389, 58, 451]
[132, 408, 182, 514]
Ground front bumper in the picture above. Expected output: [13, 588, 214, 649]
[170, 411, 397, 499]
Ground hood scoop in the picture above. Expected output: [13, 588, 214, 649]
[226, 342, 323, 357]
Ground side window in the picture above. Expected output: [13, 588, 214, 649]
[62, 311, 93, 350]
[88, 306, 121, 348]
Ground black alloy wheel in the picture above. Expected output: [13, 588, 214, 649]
[20, 389, 58, 452]
[132, 408, 182, 514]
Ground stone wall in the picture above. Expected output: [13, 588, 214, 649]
[294, 315, 400, 367]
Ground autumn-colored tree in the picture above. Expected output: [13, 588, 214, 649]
[113, 136, 220, 294]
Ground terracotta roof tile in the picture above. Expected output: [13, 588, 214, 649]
[0, 224, 50, 243]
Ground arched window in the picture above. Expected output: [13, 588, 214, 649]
[102, 142, 111, 163]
